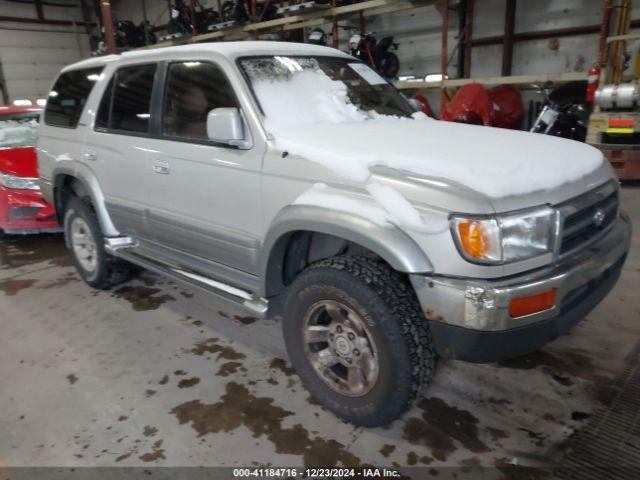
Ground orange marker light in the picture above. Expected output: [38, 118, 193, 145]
[457, 220, 489, 258]
[509, 289, 556, 318]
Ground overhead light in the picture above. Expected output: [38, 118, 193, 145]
[87, 73, 103, 82]
[183, 62, 201, 68]
[49, 91, 59, 98]
[136, 113, 150, 119]
[13, 99, 32, 106]
[36, 99, 47, 106]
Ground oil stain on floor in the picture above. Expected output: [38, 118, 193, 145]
[111, 286, 175, 312]
[403, 396, 489, 462]
[0, 278, 37, 296]
[171, 381, 360, 467]
[189, 338, 246, 361]
[0, 234, 69, 269]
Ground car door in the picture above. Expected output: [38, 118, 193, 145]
[84, 63, 159, 238]
[145, 60, 263, 275]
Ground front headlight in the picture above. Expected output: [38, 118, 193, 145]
[452, 206, 556, 264]
[0, 172, 40, 190]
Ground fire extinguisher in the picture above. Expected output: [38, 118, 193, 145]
[587, 65, 601, 104]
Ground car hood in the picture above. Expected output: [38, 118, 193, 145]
[270, 118, 611, 213]
[0, 146, 38, 177]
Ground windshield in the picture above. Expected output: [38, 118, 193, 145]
[239, 56, 414, 123]
[0, 112, 40, 149]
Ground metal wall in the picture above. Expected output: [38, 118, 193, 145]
[0, 0, 92, 104]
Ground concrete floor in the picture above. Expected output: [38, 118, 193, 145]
[1, 186, 639, 478]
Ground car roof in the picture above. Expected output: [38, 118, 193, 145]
[0, 105, 42, 115]
[61, 41, 353, 73]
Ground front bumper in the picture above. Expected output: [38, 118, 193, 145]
[0, 185, 61, 234]
[410, 215, 631, 363]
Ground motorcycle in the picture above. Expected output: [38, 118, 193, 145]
[349, 32, 400, 79]
[114, 20, 156, 48]
[530, 81, 589, 142]
[221, 0, 279, 24]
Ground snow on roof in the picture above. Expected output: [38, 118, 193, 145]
[62, 42, 350, 73]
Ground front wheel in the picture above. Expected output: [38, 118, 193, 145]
[64, 197, 133, 290]
[282, 256, 436, 427]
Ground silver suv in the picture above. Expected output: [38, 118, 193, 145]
[37, 42, 631, 427]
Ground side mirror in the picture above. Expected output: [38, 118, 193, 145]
[206, 108, 248, 148]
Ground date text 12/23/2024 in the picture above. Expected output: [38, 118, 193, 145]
[233, 468, 401, 478]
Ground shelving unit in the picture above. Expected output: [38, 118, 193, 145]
[143, 0, 429, 50]
[100, 0, 620, 112]
[396, 72, 588, 91]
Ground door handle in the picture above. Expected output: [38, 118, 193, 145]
[83, 150, 97, 162]
[153, 160, 171, 175]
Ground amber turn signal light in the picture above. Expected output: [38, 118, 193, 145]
[457, 220, 489, 258]
[509, 289, 556, 318]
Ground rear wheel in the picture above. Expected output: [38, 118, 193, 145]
[380, 52, 400, 78]
[64, 197, 133, 289]
[283, 255, 436, 427]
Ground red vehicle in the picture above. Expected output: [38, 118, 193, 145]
[0, 105, 60, 238]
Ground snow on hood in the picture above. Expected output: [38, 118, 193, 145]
[0, 119, 38, 149]
[254, 71, 603, 199]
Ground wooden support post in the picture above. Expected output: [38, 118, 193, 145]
[100, 0, 117, 54]
[251, 0, 259, 39]
[189, 0, 198, 35]
[34, 0, 44, 21]
[598, 0, 613, 67]
[440, 0, 449, 111]
[502, 0, 516, 76]
[332, 0, 339, 49]
[463, 0, 474, 78]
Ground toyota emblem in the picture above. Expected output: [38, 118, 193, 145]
[593, 208, 606, 227]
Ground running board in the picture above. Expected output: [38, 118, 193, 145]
[112, 247, 268, 318]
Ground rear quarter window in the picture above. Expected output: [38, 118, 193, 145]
[44, 67, 104, 128]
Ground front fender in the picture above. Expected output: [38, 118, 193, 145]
[259, 204, 434, 297]
[52, 162, 120, 237]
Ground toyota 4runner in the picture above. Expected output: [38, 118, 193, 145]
[37, 42, 631, 427]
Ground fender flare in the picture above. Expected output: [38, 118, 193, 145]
[52, 163, 120, 237]
[259, 205, 434, 297]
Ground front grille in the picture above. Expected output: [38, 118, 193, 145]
[559, 182, 619, 255]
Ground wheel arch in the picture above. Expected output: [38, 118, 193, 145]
[52, 165, 119, 237]
[259, 205, 433, 298]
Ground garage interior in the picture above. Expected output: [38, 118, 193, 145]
[1, 0, 640, 478]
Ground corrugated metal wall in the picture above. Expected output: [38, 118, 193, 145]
[0, 0, 93, 104]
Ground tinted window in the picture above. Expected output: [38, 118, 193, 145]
[111, 64, 156, 133]
[95, 77, 114, 130]
[44, 67, 103, 128]
[163, 61, 238, 140]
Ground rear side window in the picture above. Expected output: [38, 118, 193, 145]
[110, 64, 156, 134]
[163, 61, 238, 141]
[44, 67, 103, 128]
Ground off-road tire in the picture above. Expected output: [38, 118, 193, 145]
[64, 197, 133, 290]
[282, 255, 436, 427]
